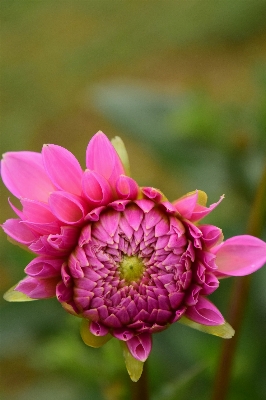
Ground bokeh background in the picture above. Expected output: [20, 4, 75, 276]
[1, 1, 266, 399]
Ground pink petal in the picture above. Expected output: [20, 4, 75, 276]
[141, 187, 164, 203]
[190, 195, 224, 222]
[47, 226, 79, 251]
[173, 191, 198, 219]
[15, 276, 58, 299]
[23, 221, 61, 236]
[86, 131, 125, 189]
[21, 198, 56, 223]
[126, 333, 152, 362]
[90, 321, 109, 337]
[116, 175, 139, 200]
[185, 297, 225, 326]
[56, 280, 73, 302]
[213, 235, 266, 276]
[2, 218, 39, 245]
[1, 152, 55, 201]
[49, 191, 87, 225]
[25, 256, 64, 278]
[124, 203, 144, 231]
[200, 225, 223, 249]
[82, 170, 113, 206]
[42, 144, 83, 195]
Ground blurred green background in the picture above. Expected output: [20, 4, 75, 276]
[1, 1, 266, 399]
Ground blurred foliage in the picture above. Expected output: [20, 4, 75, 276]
[1, 1, 266, 400]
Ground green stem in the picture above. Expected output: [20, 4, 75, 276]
[211, 162, 266, 400]
[131, 362, 149, 400]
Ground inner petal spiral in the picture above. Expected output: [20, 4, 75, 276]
[57, 199, 219, 337]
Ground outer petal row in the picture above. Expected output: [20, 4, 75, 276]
[1, 152, 55, 202]
[42, 144, 83, 195]
[86, 131, 125, 190]
[213, 235, 266, 276]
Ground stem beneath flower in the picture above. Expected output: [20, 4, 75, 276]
[131, 362, 149, 400]
[211, 162, 266, 400]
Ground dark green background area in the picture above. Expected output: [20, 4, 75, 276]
[0, 1, 266, 399]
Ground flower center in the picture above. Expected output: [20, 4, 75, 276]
[119, 255, 145, 284]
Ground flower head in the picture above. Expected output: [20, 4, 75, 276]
[2, 131, 266, 381]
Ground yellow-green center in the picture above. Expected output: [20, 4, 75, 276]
[119, 255, 145, 284]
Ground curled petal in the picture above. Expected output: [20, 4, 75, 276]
[116, 175, 139, 200]
[178, 316, 235, 339]
[42, 144, 83, 195]
[213, 235, 266, 276]
[20, 198, 56, 223]
[86, 131, 125, 189]
[108, 200, 130, 212]
[173, 191, 198, 219]
[200, 225, 223, 249]
[20, 199, 61, 235]
[25, 256, 63, 278]
[121, 341, 144, 382]
[90, 321, 109, 337]
[2, 219, 38, 245]
[23, 221, 61, 236]
[190, 195, 224, 222]
[80, 318, 112, 348]
[47, 226, 79, 251]
[56, 280, 73, 302]
[14, 276, 58, 299]
[49, 191, 87, 225]
[82, 170, 113, 206]
[1, 151, 55, 201]
[126, 333, 152, 362]
[141, 187, 166, 203]
[185, 297, 225, 326]
[173, 191, 223, 222]
[113, 328, 134, 341]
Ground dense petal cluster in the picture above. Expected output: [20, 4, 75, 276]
[2, 131, 266, 381]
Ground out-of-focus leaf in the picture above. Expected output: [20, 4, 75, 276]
[152, 363, 207, 400]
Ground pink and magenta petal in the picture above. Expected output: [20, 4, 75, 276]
[25, 256, 64, 278]
[190, 195, 224, 222]
[213, 235, 266, 276]
[116, 175, 139, 200]
[173, 191, 198, 219]
[126, 333, 152, 362]
[185, 296, 225, 326]
[42, 144, 83, 195]
[2, 219, 39, 245]
[49, 191, 87, 225]
[82, 170, 113, 206]
[1, 152, 55, 201]
[86, 131, 125, 189]
[15, 276, 58, 299]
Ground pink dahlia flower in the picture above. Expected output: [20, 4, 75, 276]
[2, 131, 266, 381]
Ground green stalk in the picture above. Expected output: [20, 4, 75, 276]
[211, 162, 266, 400]
[131, 362, 149, 400]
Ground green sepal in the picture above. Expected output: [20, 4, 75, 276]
[3, 285, 36, 302]
[111, 136, 130, 176]
[120, 341, 144, 382]
[80, 318, 112, 348]
[178, 316, 235, 339]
